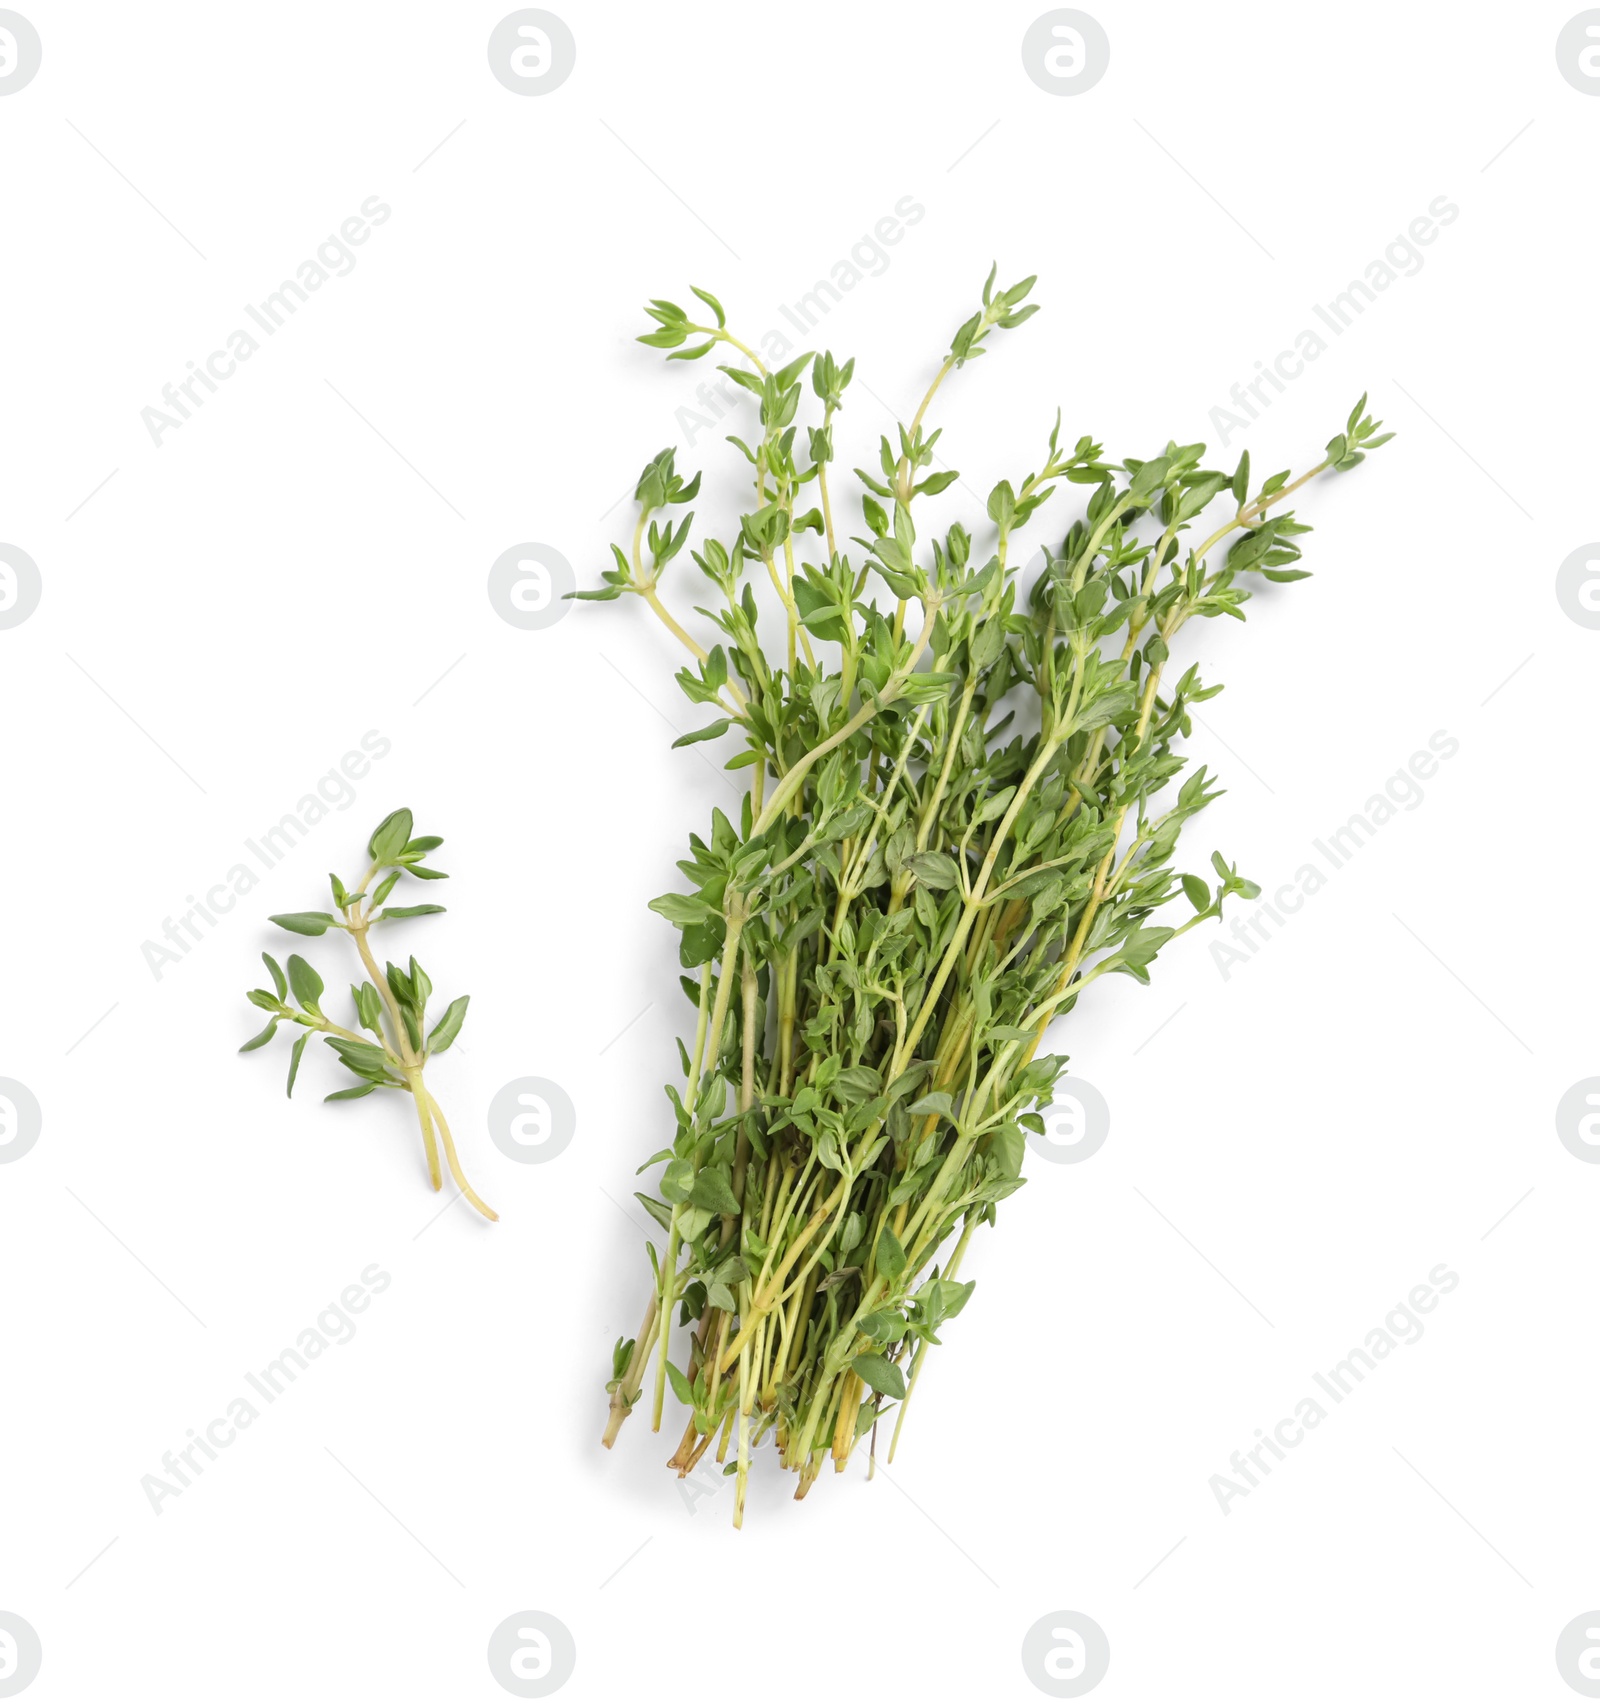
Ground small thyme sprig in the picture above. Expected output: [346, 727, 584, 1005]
[238, 807, 496, 1222]
[585, 270, 1390, 1524]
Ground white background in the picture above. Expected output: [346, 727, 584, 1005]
[1, 2, 1595, 1702]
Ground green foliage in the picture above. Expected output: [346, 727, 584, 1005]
[239, 811, 496, 1222]
[590, 270, 1389, 1519]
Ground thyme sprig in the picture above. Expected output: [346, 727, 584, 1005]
[239, 808, 496, 1222]
[586, 271, 1389, 1522]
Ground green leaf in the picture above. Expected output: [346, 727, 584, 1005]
[376, 905, 446, 920]
[649, 892, 711, 928]
[239, 1019, 278, 1053]
[665, 1361, 695, 1406]
[989, 1124, 1026, 1179]
[689, 284, 726, 327]
[1128, 454, 1172, 501]
[287, 954, 324, 1011]
[899, 672, 958, 707]
[834, 1065, 883, 1103]
[325, 1036, 391, 1078]
[876, 1226, 907, 1280]
[368, 808, 414, 866]
[673, 719, 731, 748]
[426, 995, 469, 1054]
[851, 1352, 906, 1400]
[262, 953, 287, 1000]
[856, 1309, 904, 1344]
[660, 1158, 694, 1204]
[972, 788, 1016, 827]
[325, 1083, 379, 1102]
[386, 962, 415, 1007]
[286, 1032, 308, 1096]
[688, 1165, 740, 1216]
[269, 912, 338, 937]
[634, 1192, 673, 1231]
[925, 1276, 976, 1323]
[987, 480, 1017, 532]
[353, 982, 385, 1036]
[907, 851, 961, 891]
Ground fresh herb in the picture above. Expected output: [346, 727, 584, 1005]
[586, 271, 1389, 1523]
[239, 808, 496, 1222]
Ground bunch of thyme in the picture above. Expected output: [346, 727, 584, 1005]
[585, 272, 1389, 1523]
[239, 808, 496, 1222]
